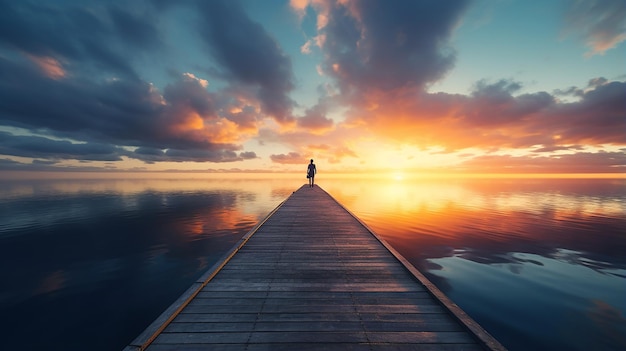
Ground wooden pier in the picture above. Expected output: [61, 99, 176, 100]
[125, 185, 506, 350]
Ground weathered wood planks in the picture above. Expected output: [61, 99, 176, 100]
[124, 185, 506, 351]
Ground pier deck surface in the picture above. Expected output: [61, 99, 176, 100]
[125, 185, 506, 351]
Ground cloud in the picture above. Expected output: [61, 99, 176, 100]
[194, 0, 296, 124]
[516, 80, 626, 149]
[296, 104, 334, 133]
[27, 55, 66, 79]
[563, 0, 626, 56]
[259, 122, 360, 167]
[325, 145, 358, 164]
[0, 1, 270, 166]
[293, 2, 625, 161]
[0, 157, 40, 171]
[0, 0, 624, 174]
[108, 4, 162, 51]
[0, 0, 161, 79]
[289, 0, 309, 19]
[332, 77, 625, 153]
[532, 145, 584, 153]
[131, 148, 257, 164]
[270, 152, 303, 164]
[0, 130, 259, 166]
[300, 40, 313, 54]
[0, 132, 126, 161]
[0, 54, 258, 163]
[306, 0, 471, 98]
[0, 55, 154, 141]
[458, 151, 626, 173]
[463, 79, 555, 127]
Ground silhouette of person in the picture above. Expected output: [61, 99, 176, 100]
[307, 159, 316, 187]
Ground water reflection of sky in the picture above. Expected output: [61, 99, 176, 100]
[428, 250, 626, 350]
[0, 178, 297, 234]
[0, 178, 297, 350]
[0, 177, 624, 351]
[324, 177, 626, 351]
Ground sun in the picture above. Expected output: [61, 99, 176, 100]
[392, 172, 405, 181]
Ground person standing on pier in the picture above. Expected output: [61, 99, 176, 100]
[307, 159, 317, 187]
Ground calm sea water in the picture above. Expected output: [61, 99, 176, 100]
[0, 175, 624, 350]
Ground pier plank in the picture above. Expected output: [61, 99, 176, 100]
[125, 185, 506, 351]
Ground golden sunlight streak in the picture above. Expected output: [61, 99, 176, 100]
[325, 177, 626, 246]
[352, 141, 461, 174]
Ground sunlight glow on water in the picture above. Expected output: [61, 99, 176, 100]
[0, 176, 624, 350]
[324, 177, 626, 351]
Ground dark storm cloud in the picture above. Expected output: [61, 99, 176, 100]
[0, 55, 162, 142]
[0, 0, 160, 78]
[0, 129, 256, 166]
[0, 49, 255, 165]
[0, 57, 251, 163]
[0, 0, 266, 166]
[166, 148, 256, 162]
[317, 0, 470, 95]
[0, 132, 125, 161]
[164, 77, 214, 117]
[462, 79, 556, 127]
[0, 0, 165, 144]
[194, 0, 296, 124]
[460, 78, 625, 150]
[528, 80, 626, 146]
[458, 79, 625, 148]
[0, 157, 35, 170]
[108, 5, 161, 50]
[134, 147, 166, 157]
[300, 1, 625, 159]
[131, 147, 256, 164]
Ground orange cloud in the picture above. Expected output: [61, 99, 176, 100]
[161, 73, 265, 146]
[270, 151, 303, 164]
[289, 0, 310, 18]
[183, 72, 208, 88]
[171, 111, 204, 133]
[338, 79, 625, 154]
[168, 109, 246, 145]
[28, 55, 65, 79]
[563, 0, 626, 57]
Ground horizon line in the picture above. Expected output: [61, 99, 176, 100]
[1, 170, 624, 180]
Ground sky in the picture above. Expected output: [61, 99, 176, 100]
[0, 0, 625, 176]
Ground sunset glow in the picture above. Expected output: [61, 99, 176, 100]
[0, 1, 624, 176]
